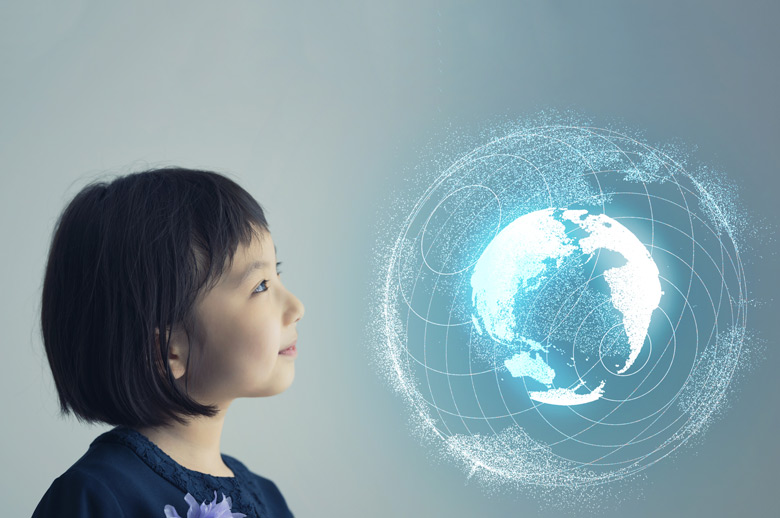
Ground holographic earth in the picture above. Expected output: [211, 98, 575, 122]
[371, 117, 755, 497]
[471, 207, 663, 407]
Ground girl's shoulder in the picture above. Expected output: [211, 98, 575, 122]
[31, 432, 184, 518]
[32, 466, 125, 517]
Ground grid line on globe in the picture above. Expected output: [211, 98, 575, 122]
[373, 122, 749, 490]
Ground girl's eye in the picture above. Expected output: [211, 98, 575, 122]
[253, 280, 269, 294]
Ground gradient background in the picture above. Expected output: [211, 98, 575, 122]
[1, 1, 777, 516]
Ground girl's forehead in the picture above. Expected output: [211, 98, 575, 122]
[250, 228, 273, 251]
[235, 230, 276, 265]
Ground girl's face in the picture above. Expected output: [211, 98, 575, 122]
[180, 228, 305, 406]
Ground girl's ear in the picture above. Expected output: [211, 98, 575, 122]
[155, 326, 190, 381]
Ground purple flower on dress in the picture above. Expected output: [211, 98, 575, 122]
[164, 491, 247, 518]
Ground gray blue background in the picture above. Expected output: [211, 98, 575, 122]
[1, 1, 777, 516]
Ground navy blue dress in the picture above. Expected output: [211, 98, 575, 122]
[32, 426, 294, 518]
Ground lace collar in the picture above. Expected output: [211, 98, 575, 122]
[93, 426, 267, 517]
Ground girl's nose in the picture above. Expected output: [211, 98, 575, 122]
[286, 291, 305, 324]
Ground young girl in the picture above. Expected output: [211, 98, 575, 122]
[32, 167, 305, 518]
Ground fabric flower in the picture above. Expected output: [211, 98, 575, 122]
[164, 490, 247, 518]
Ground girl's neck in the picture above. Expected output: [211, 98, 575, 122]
[134, 407, 234, 477]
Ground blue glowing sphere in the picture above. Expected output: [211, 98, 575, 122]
[470, 207, 663, 406]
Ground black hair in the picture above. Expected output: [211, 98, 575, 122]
[40, 167, 269, 428]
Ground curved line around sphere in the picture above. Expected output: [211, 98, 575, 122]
[381, 124, 748, 487]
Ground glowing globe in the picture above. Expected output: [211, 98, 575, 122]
[470, 207, 664, 406]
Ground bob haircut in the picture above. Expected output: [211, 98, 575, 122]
[40, 167, 269, 428]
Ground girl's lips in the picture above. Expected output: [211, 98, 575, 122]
[279, 342, 297, 356]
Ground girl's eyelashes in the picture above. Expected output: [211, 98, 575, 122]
[253, 262, 283, 294]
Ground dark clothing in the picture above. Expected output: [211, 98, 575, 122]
[32, 426, 294, 518]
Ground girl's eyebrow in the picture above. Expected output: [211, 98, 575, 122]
[237, 261, 267, 286]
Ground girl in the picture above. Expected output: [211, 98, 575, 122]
[33, 167, 305, 518]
